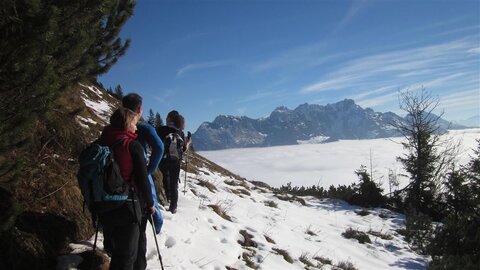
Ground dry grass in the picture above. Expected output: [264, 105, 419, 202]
[250, 180, 271, 189]
[231, 188, 251, 197]
[264, 235, 276, 244]
[242, 249, 258, 269]
[314, 256, 332, 265]
[274, 194, 306, 206]
[264, 200, 278, 208]
[299, 253, 315, 267]
[272, 248, 293, 264]
[336, 260, 358, 270]
[196, 179, 217, 192]
[305, 226, 319, 236]
[208, 204, 232, 222]
[238, 230, 257, 248]
[368, 230, 393, 240]
[342, 228, 371, 244]
[224, 180, 238, 186]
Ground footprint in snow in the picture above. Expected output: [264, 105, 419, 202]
[208, 218, 214, 223]
[220, 238, 228, 244]
[165, 236, 176, 248]
[146, 250, 156, 260]
[184, 238, 192, 244]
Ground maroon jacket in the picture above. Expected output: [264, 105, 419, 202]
[97, 126, 153, 208]
[97, 126, 137, 183]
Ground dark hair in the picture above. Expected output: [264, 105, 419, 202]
[171, 114, 185, 129]
[122, 93, 143, 113]
[110, 107, 137, 130]
[166, 110, 179, 124]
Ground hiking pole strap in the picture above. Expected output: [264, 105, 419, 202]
[150, 215, 165, 270]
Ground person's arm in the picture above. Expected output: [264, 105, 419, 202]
[144, 124, 164, 175]
[130, 141, 154, 210]
[183, 131, 192, 152]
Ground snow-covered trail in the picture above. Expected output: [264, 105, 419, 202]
[61, 168, 428, 270]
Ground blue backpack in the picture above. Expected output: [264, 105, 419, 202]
[77, 137, 130, 215]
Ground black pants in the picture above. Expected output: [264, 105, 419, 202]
[133, 215, 148, 270]
[100, 205, 139, 270]
[160, 159, 180, 210]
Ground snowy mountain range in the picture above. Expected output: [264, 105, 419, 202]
[193, 99, 465, 150]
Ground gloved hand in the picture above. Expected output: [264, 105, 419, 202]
[146, 205, 156, 215]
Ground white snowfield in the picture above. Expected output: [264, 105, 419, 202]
[200, 129, 480, 189]
[59, 167, 429, 270]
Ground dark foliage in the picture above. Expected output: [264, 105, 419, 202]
[0, 0, 134, 153]
[427, 140, 480, 269]
[349, 165, 385, 208]
[275, 166, 385, 208]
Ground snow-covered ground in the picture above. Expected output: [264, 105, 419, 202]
[58, 85, 473, 269]
[59, 167, 429, 270]
[200, 129, 480, 189]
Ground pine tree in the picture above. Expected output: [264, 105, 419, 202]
[154, 112, 164, 128]
[428, 140, 480, 269]
[114, 84, 124, 100]
[350, 165, 385, 207]
[393, 88, 455, 219]
[0, 0, 135, 152]
[147, 109, 155, 126]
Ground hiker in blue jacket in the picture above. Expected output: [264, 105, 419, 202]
[123, 93, 164, 270]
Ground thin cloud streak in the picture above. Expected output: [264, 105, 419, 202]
[332, 0, 368, 34]
[301, 36, 480, 94]
[176, 61, 229, 77]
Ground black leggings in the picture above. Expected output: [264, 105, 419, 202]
[100, 205, 139, 270]
[160, 159, 180, 210]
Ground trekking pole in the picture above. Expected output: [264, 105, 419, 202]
[91, 217, 100, 270]
[183, 131, 191, 195]
[183, 153, 188, 195]
[150, 215, 165, 270]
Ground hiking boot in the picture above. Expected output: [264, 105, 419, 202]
[169, 207, 177, 214]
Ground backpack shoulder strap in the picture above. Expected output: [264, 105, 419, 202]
[110, 137, 128, 150]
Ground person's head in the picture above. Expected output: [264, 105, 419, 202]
[122, 93, 143, 115]
[178, 115, 185, 130]
[110, 107, 139, 132]
[171, 114, 185, 130]
[166, 110, 179, 124]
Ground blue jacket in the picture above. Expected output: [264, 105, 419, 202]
[137, 123, 164, 175]
[136, 123, 164, 234]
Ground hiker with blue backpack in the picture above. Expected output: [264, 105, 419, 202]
[157, 111, 192, 214]
[122, 93, 164, 269]
[88, 107, 155, 270]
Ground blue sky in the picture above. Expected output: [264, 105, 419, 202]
[98, 0, 480, 133]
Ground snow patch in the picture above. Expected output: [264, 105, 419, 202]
[297, 135, 330, 144]
[80, 92, 115, 123]
[78, 83, 104, 97]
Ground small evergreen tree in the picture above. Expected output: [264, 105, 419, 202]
[350, 165, 385, 207]
[114, 84, 124, 100]
[147, 109, 155, 126]
[154, 112, 164, 128]
[393, 88, 453, 219]
[428, 140, 480, 269]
